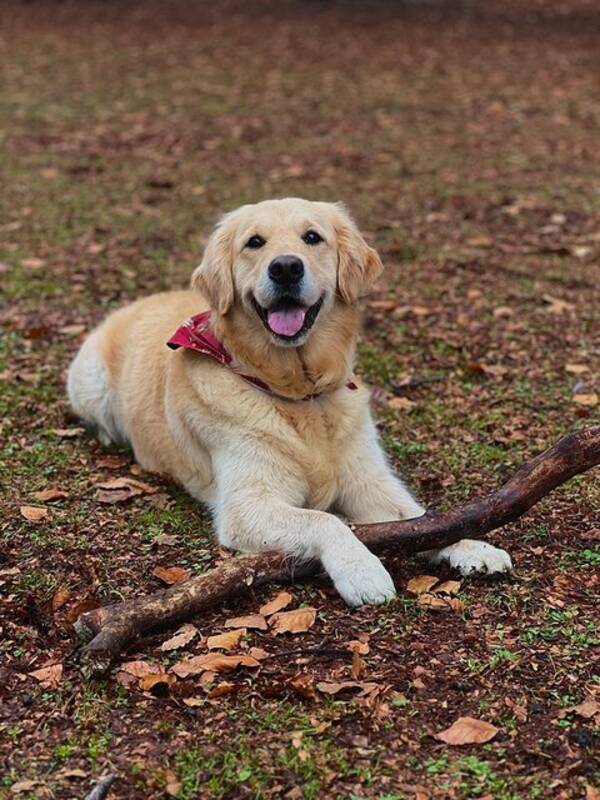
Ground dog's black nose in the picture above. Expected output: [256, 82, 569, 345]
[268, 255, 304, 286]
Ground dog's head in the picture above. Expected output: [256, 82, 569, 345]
[191, 198, 382, 347]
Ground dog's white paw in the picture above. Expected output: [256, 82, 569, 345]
[321, 545, 396, 607]
[423, 539, 513, 576]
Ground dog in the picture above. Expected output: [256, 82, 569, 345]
[68, 198, 512, 606]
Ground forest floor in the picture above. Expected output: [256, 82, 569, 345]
[0, 1, 599, 798]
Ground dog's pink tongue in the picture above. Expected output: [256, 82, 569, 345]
[267, 307, 306, 337]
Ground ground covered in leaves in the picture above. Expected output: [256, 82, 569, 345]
[1, 1, 599, 798]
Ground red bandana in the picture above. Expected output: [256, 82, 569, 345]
[167, 310, 357, 402]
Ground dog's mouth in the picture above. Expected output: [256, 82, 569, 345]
[252, 296, 324, 341]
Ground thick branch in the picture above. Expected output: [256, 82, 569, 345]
[75, 426, 600, 675]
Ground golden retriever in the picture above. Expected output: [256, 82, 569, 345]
[68, 198, 511, 605]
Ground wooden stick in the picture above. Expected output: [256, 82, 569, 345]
[75, 427, 600, 675]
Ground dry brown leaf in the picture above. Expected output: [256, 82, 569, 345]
[565, 363, 589, 375]
[29, 663, 63, 689]
[95, 455, 130, 470]
[435, 716, 499, 745]
[316, 681, 379, 697]
[573, 393, 598, 408]
[248, 647, 269, 660]
[543, 294, 575, 314]
[224, 614, 267, 630]
[207, 628, 246, 651]
[139, 672, 176, 693]
[19, 505, 49, 523]
[152, 566, 191, 585]
[171, 653, 260, 678]
[348, 640, 370, 655]
[367, 299, 398, 311]
[51, 588, 71, 611]
[94, 477, 158, 504]
[432, 580, 462, 595]
[32, 488, 68, 502]
[259, 590, 293, 616]
[53, 427, 85, 438]
[120, 660, 161, 678]
[269, 607, 317, 635]
[567, 700, 600, 719]
[160, 624, 199, 652]
[208, 681, 237, 699]
[586, 785, 600, 800]
[407, 575, 439, 595]
[387, 396, 416, 411]
[352, 651, 366, 680]
[418, 593, 453, 610]
[492, 306, 514, 319]
[289, 673, 317, 701]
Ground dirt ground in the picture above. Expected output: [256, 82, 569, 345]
[1, 1, 599, 798]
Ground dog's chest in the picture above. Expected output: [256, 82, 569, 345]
[275, 397, 358, 509]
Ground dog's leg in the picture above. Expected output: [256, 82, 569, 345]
[419, 540, 512, 576]
[335, 417, 512, 576]
[210, 448, 396, 607]
[336, 417, 425, 523]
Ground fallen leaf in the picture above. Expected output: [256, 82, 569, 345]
[573, 393, 598, 407]
[565, 363, 589, 375]
[9, 781, 41, 794]
[348, 640, 370, 655]
[208, 681, 237, 699]
[567, 700, 600, 719]
[435, 716, 499, 745]
[19, 505, 49, 523]
[367, 299, 398, 311]
[248, 647, 269, 660]
[139, 672, 176, 694]
[224, 614, 267, 630]
[432, 580, 462, 595]
[387, 396, 416, 411]
[316, 681, 379, 697]
[352, 651, 366, 680]
[65, 597, 100, 624]
[171, 653, 260, 678]
[53, 427, 85, 438]
[406, 575, 439, 595]
[289, 673, 317, 700]
[543, 294, 575, 314]
[94, 477, 158, 504]
[269, 607, 317, 635]
[32, 488, 68, 502]
[259, 590, 293, 616]
[160, 624, 199, 652]
[418, 593, 453, 610]
[120, 660, 161, 678]
[21, 257, 45, 270]
[95, 454, 130, 470]
[29, 663, 63, 689]
[60, 323, 86, 336]
[493, 306, 514, 319]
[586, 785, 600, 800]
[51, 588, 71, 611]
[207, 628, 246, 651]
[152, 566, 191, 585]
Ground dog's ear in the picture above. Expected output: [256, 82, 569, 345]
[334, 204, 383, 304]
[191, 217, 235, 315]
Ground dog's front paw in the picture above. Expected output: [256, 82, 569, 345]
[321, 545, 396, 607]
[424, 539, 513, 576]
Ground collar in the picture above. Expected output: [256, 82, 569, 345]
[167, 310, 358, 402]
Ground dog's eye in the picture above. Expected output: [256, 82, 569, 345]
[302, 230, 323, 246]
[246, 235, 266, 250]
